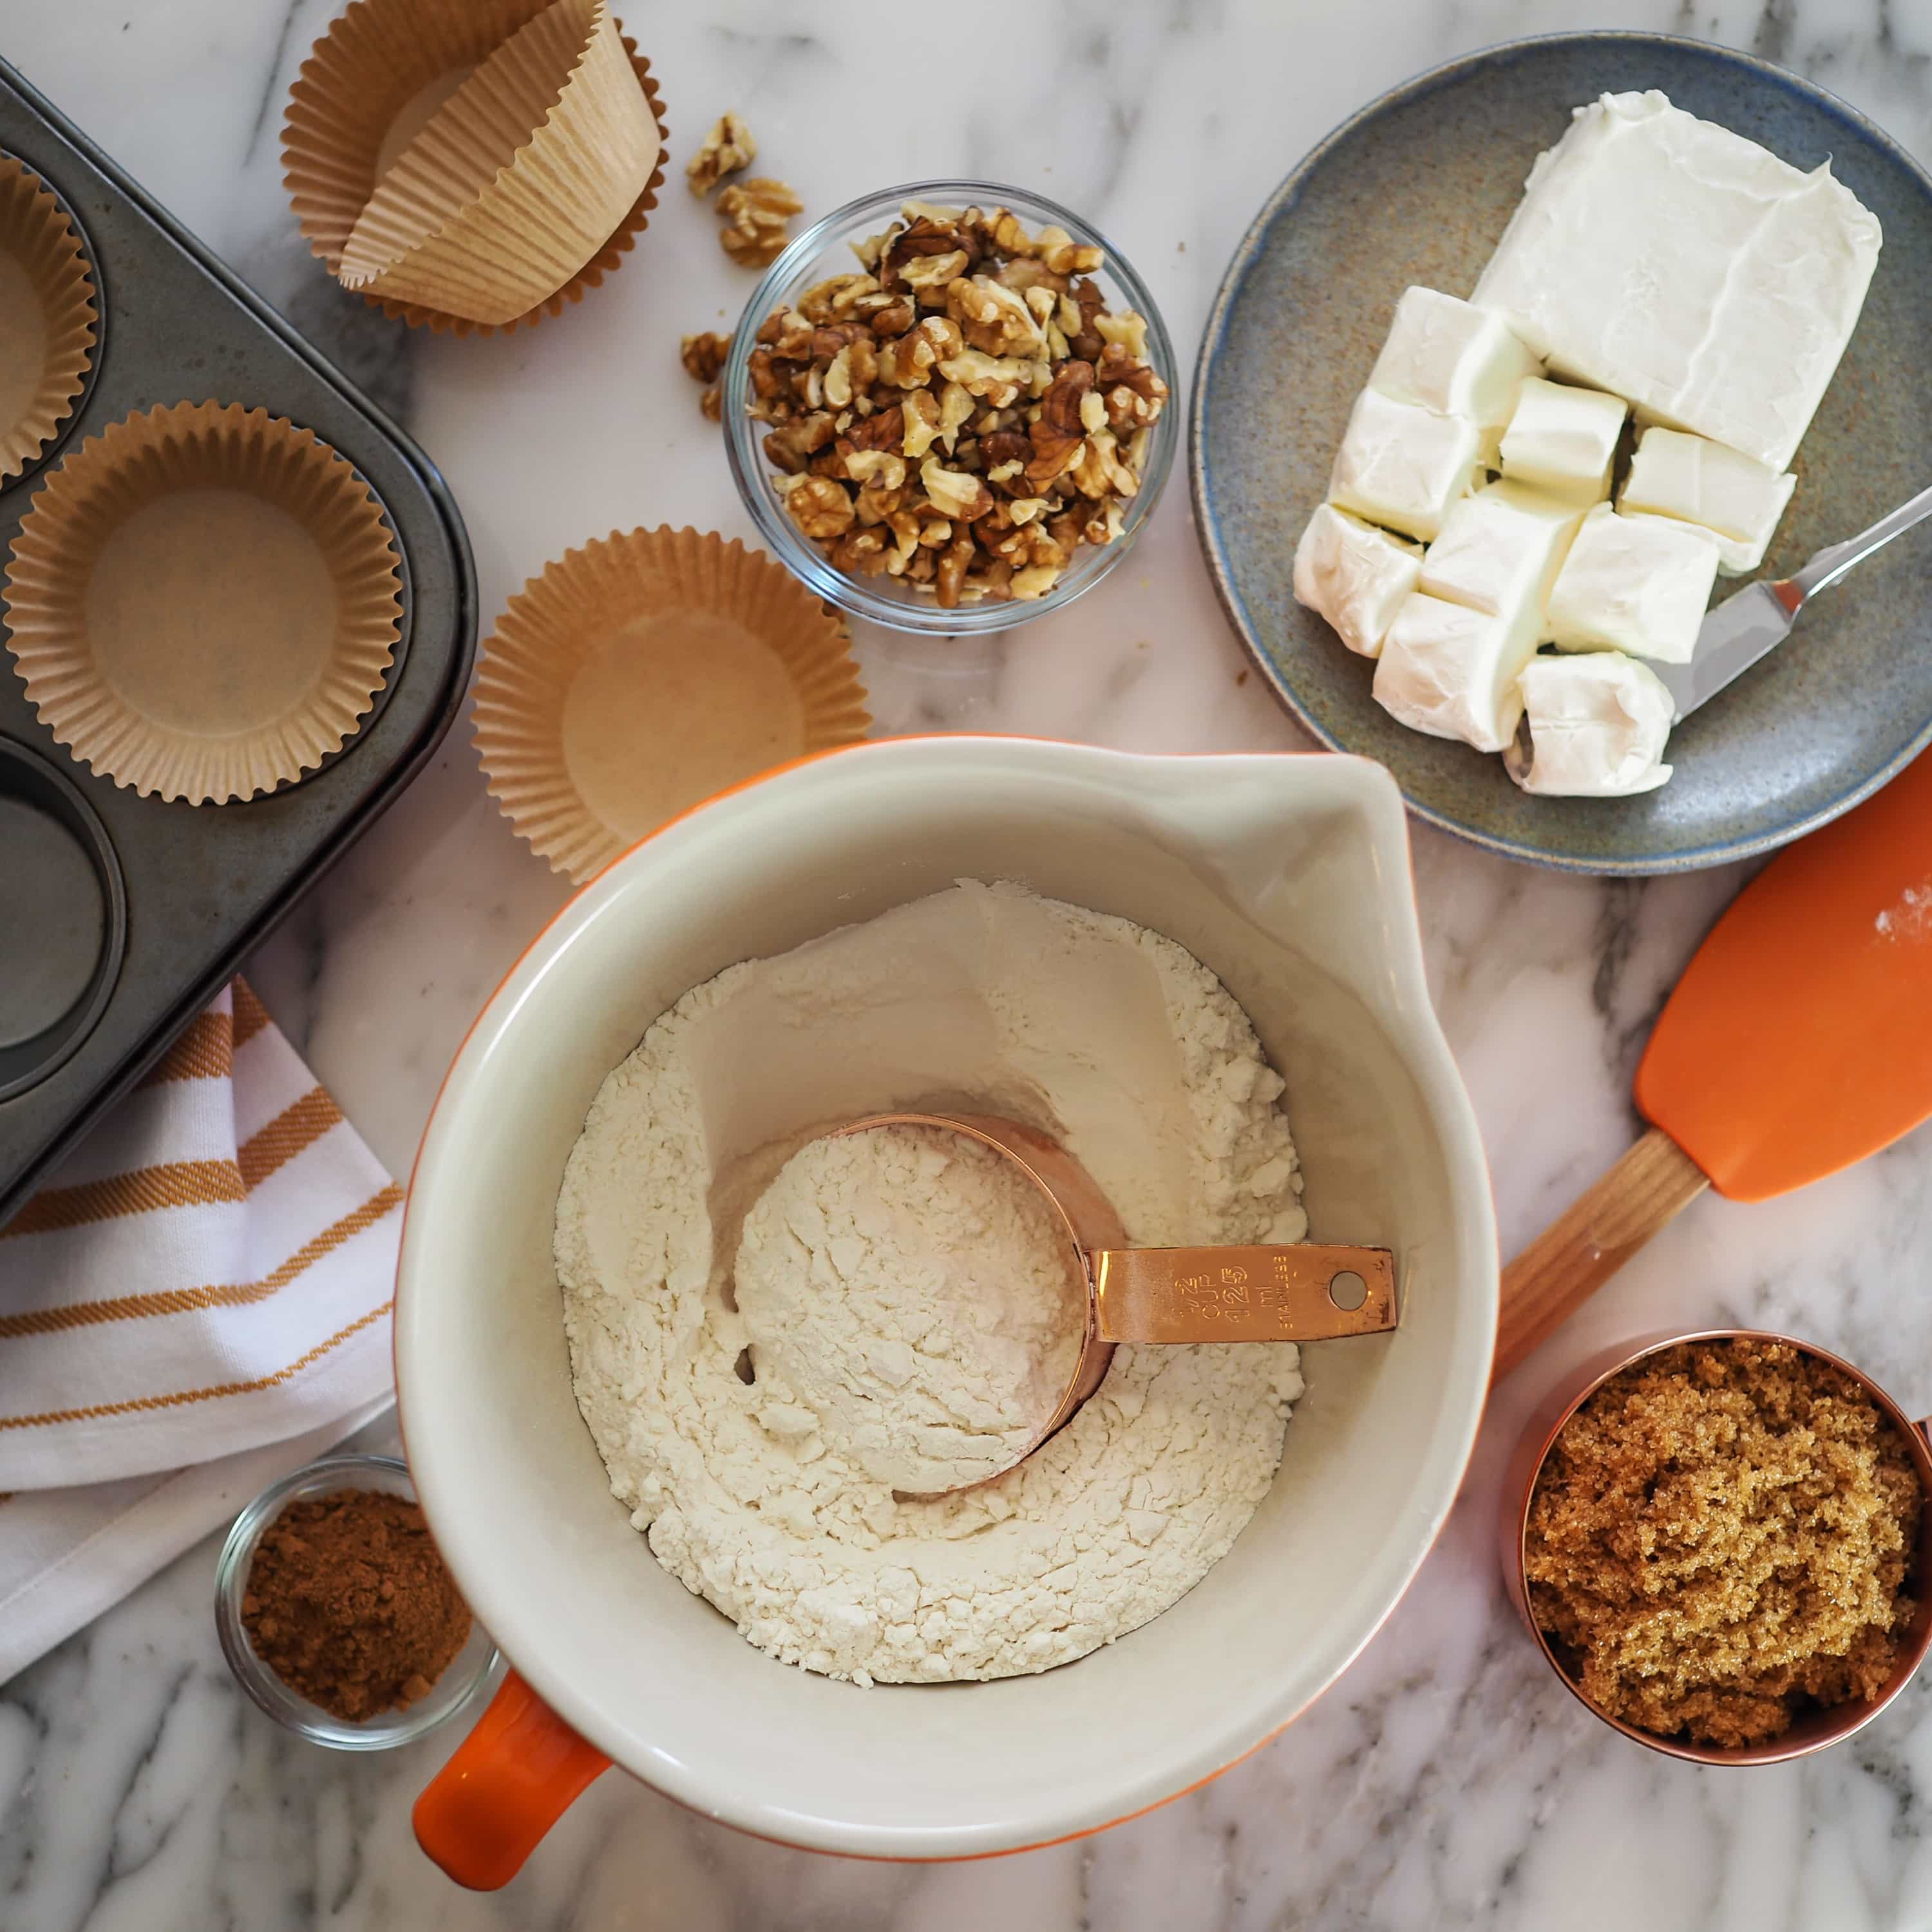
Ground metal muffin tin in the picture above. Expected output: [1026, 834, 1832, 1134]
[0, 57, 477, 1222]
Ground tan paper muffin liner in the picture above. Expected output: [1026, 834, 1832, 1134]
[283, 0, 661, 332]
[0, 156, 97, 481]
[475, 528, 871, 882]
[2, 402, 402, 804]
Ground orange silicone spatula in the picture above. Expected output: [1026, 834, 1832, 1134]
[1496, 748, 1932, 1381]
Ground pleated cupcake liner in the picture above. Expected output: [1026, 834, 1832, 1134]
[2, 402, 401, 804]
[474, 527, 871, 882]
[282, 0, 665, 334]
[0, 155, 97, 480]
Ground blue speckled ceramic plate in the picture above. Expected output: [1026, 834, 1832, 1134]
[1192, 33, 1932, 875]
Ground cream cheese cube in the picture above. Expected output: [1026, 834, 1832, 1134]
[1328, 388, 1482, 542]
[1419, 480, 1586, 634]
[1473, 90, 1880, 471]
[1618, 426, 1797, 574]
[1512, 651, 1674, 796]
[1545, 503, 1719, 663]
[1372, 591, 1538, 753]
[1292, 503, 1423, 658]
[1498, 379, 1627, 502]
[1368, 287, 1542, 439]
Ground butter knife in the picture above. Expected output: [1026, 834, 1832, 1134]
[1653, 482, 1932, 721]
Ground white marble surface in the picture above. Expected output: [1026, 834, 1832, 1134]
[6, 0, 1932, 1925]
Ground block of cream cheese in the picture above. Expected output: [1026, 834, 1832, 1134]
[1328, 388, 1482, 542]
[1618, 426, 1797, 574]
[1513, 650, 1674, 795]
[1419, 480, 1585, 635]
[1473, 90, 1881, 471]
[1545, 503, 1719, 663]
[1372, 591, 1537, 753]
[1498, 379, 1627, 502]
[1368, 287, 1542, 440]
[1293, 503, 1423, 657]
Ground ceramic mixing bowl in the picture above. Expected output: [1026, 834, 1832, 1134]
[394, 737, 1497, 1879]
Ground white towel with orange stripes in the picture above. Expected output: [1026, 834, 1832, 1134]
[0, 981, 401, 1681]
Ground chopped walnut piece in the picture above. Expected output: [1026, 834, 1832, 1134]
[1026, 359, 1094, 487]
[784, 473, 857, 538]
[1094, 309, 1150, 361]
[743, 201, 1159, 607]
[681, 331, 730, 384]
[718, 178, 804, 268]
[921, 458, 994, 523]
[948, 276, 1045, 356]
[687, 112, 757, 197]
[699, 383, 721, 421]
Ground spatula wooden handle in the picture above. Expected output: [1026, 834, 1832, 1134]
[1494, 1126, 1710, 1383]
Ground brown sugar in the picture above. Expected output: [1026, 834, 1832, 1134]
[1526, 1338, 1920, 1748]
[241, 1488, 472, 1721]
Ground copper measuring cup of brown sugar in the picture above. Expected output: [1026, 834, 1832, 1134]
[1501, 1326, 1932, 1765]
[824, 1111, 1399, 1497]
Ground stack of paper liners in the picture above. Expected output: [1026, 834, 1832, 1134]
[1, 403, 401, 804]
[283, 0, 665, 333]
[0, 157, 97, 481]
[475, 529, 872, 882]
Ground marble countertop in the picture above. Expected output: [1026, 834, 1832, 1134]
[7, 0, 1932, 1925]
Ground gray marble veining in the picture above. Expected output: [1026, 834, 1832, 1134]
[5, 1, 1932, 1926]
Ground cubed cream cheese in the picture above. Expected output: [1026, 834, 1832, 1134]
[1512, 650, 1674, 795]
[1419, 480, 1585, 635]
[1328, 388, 1482, 542]
[1618, 426, 1797, 574]
[1372, 591, 1538, 752]
[1545, 502, 1719, 663]
[1472, 90, 1881, 471]
[1497, 379, 1627, 502]
[1292, 503, 1423, 658]
[1368, 287, 1542, 436]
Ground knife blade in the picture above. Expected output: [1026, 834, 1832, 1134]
[1652, 480, 1932, 721]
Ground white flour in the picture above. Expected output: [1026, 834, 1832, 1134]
[734, 1125, 1084, 1492]
[556, 881, 1309, 1685]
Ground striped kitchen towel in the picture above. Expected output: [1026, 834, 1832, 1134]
[0, 981, 401, 1680]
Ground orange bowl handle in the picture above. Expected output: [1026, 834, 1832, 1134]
[413, 1671, 611, 1889]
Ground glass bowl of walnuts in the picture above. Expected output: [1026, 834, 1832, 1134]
[721, 180, 1177, 634]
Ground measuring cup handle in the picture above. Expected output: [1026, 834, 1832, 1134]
[413, 1671, 610, 1889]
[1495, 1127, 1710, 1383]
[1092, 1242, 1396, 1343]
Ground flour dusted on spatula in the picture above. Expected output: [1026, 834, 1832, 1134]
[734, 1124, 1085, 1493]
[555, 882, 1308, 1685]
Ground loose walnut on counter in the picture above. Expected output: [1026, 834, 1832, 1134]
[681, 330, 731, 421]
[744, 201, 1166, 609]
[686, 113, 757, 198]
[719, 178, 804, 268]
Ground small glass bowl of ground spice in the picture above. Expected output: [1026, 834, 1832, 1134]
[214, 1454, 497, 1749]
[1507, 1331, 1932, 1763]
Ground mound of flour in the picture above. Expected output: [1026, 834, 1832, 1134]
[734, 1123, 1086, 1493]
[555, 881, 1308, 1685]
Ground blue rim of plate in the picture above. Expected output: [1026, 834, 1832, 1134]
[1189, 31, 1932, 876]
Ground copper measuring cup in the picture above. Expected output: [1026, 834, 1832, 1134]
[822, 1112, 1399, 1496]
[1501, 1326, 1932, 1765]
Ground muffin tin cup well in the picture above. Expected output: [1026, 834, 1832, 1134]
[0, 56, 476, 1217]
[5, 402, 402, 803]
[0, 151, 97, 482]
[0, 737, 124, 1103]
[282, 0, 667, 336]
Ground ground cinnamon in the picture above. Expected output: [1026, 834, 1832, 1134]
[241, 1488, 472, 1721]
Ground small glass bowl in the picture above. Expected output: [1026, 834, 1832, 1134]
[722, 178, 1178, 635]
[214, 1452, 498, 1751]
